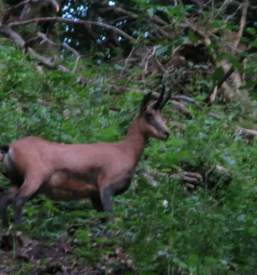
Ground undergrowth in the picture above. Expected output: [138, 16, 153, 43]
[1, 43, 257, 275]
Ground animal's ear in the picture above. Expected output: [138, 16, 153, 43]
[140, 93, 152, 114]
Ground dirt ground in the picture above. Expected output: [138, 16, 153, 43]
[0, 231, 134, 275]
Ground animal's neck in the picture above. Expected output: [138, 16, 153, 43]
[121, 117, 148, 165]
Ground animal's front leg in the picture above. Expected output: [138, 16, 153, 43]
[0, 186, 19, 227]
[100, 185, 114, 214]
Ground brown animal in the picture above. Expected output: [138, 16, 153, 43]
[0, 86, 171, 227]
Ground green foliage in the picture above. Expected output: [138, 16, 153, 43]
[1, 30, 257, 274]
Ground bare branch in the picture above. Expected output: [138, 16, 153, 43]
[97, 2, 167, 26]
[37, 32, 80, 57]
[119, 46, 135, 78]
[214, 0, 231, 19]
[0, 26, 72, 73]
[28, 47, 71, 72]
[8, 17, 135, 42]
[184, 17, 244, 54]
[0, 26, 25, 47]
[209, 86, 218, 105]
[233, 0, 249, 48]
[4, 0, 59, 22]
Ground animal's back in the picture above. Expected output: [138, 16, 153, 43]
[8, 136, 134, 176]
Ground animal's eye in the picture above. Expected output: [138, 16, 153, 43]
[146, 111, 153, 119]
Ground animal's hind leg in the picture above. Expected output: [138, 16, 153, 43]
[0, 186, 19, 227]
[13, 175, 43, 225]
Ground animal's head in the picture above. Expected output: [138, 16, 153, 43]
[139, 85, 171, 140]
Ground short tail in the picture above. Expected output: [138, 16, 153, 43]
[0, 145, 10, 153]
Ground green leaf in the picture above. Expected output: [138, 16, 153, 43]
[188, 30, 198, 44]
[155, 45, 169, 56]
[240, 79, 257, 89]
[163, 151, 190, 164]
[147, 8, 155, 18]
[188, 254, 199, 270]
[114, 64, 123, 71]
[76, 229, 91, 243]
[98, 125, 119, 141]
[246, 28, 256, 35]
[251, 40, 257, 48]
[212, 66, 224, 84]
[71, 210, 88, 217]
[225, 54, 243, 70]
[96, 237, 107, 243]
[161, 168, 171, 173]
[156, 7, 169, 14]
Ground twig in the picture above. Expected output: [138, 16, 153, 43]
[8, 17, 135, 42]
[143, 46, 159, 78]
[119, 46, 135, 78]
[214, 0, 231, 19]
[72, 56, 81, 72]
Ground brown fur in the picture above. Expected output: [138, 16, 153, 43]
[0, 89, 171, 227]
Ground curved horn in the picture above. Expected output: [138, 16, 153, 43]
[141, 92, 152, 106]
[153, 84, 165, 110]
[160, 84, 172, 110]
[140, 92, 152, 113]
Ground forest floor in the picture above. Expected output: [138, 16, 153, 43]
[0, 230, 133, 275]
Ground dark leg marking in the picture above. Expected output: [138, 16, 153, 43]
[0, 194, 14, 227]
[0, 187, 18, 227]
[101, 185, 114, 214]
[13, 197, 27, 225]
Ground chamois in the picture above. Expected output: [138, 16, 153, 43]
[0, 86, 171, 227]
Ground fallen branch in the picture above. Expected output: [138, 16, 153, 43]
[173, 101, 192, 119]
[141, 170, 203, 191]
[236, 127, 257, 137]
[172, 95, 204, 110]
